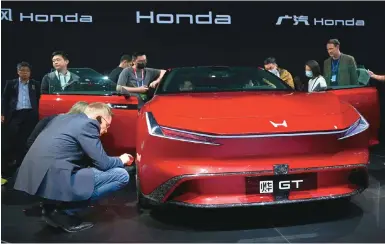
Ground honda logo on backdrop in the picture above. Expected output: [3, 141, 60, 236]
[1, 8, 92, 23]
[136, 11, 231, 25]
[275, 15, 365, 27]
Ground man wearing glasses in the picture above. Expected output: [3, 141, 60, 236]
[1, 62, 40, 176]
[116, 52, 166, 109]
[14, 102, 133, 233]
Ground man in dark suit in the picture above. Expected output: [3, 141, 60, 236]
[323, 39, 358, 86]
[14, 102, 133, 233]
[1, 62, 40, 175]
[41, 51, 80, 94]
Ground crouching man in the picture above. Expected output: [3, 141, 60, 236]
[14, 102, 133, 233]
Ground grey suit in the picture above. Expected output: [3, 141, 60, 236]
[41, 71, 81, 94]
[14, 113, 123, 202]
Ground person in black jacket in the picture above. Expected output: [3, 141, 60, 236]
[1, 62, 40, 175]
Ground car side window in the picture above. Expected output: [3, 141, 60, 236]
[46, 68, 117, 95]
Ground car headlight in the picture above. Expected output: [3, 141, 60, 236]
[145, 112, 220, 146]
[338, 110, 369, 140]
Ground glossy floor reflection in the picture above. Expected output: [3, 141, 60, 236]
[2, 153, 385, 243]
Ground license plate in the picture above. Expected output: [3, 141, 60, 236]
[245, 173, 317, 194]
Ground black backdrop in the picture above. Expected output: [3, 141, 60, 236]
[2, 1, 385, 84]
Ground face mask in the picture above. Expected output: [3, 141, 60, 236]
[136, 62, 146, 69]
[305, 71, 313, 78]
[269, 68, 280, 78]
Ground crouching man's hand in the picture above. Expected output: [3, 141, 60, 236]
[120, 153, 134, 166]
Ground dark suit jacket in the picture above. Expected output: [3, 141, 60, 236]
[41, 71, 81, 94]
[1, 78, 40, 123]
[323, 53, 358, 86]
[14, 113, 124, 202]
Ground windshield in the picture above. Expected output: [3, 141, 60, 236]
[47, 68, 117, 95]
[157, 66, 293, 94]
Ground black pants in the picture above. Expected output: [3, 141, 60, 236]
[2, 109, 37, 174]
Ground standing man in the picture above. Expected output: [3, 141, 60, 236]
[263, 57, 295, 89]
[108, 54, 133, 83]
[41, 51, 80, 94]
[323, 39, 358, 86]
[1, 62, 40, 174]
[116, 52, 166, 109]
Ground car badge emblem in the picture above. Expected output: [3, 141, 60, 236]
[270, 120, 287, 128]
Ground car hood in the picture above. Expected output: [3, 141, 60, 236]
[148, 91, 359, 134]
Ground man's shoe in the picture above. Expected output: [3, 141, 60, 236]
[42, 208, 94, 233]
[41, 208, 61, 228]
[61, 221, 94, 233]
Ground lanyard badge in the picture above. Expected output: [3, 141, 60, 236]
[133, 69, 145, 87]
[134, 68, 147, 100]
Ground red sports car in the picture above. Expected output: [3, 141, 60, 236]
[39, 66, 380, 209]
[135, 66, 377, 208]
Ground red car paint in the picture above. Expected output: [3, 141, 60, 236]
[39, 67, 379, 208]
[39, 94, 138, 156]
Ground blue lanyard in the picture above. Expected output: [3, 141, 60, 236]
[134, 69, 144, 87]
[331, 58, 340, 73]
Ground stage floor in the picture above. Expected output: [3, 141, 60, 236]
[2, 153, 385, 243]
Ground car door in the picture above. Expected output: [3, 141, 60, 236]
[39, 68, 139, 156]
[327, 68, 380, 146]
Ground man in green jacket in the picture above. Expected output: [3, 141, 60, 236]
[323, 39, 358, 86]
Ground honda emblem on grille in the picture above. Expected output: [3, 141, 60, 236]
[270, 120, 287, 128]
